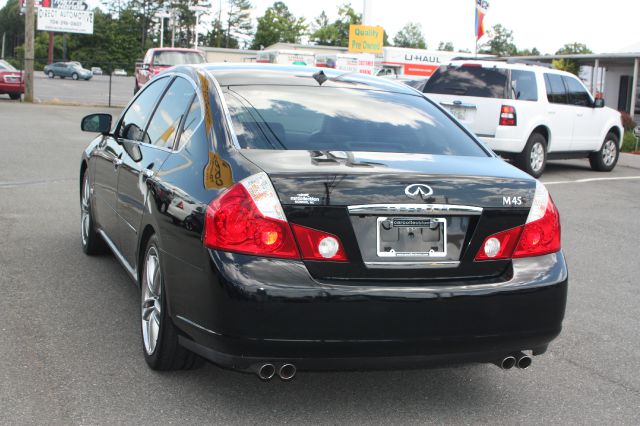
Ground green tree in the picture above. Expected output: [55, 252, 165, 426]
[251, 2, 307, 50]
[393, 22, 426, 49]
[517, 47, 541, 56]
[438, 41, 454, 52]
[310, 3, 361, 47]
[553, 42, 592, 75]
[480, 24, 517, 56]
[224, 0, 252, 48]
[0, 0, 24, 62]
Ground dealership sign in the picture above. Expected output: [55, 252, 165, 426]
[348, 25, 384, 54]
[37, 7, 94, 34]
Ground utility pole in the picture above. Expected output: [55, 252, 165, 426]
[24, 0, 35, 103]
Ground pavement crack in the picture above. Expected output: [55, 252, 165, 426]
[558, 354, 640, 396]
[0, 177, 76, 188]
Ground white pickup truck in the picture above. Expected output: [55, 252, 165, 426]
[423, 60, 623, 177]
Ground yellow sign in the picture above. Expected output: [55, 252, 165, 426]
[204, 152, 233, 190]
[348, 25, 384, 54]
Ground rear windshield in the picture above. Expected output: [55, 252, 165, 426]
[153, 51, 205, 66]
[423, 65, 507, 98]
[223, 86, 487, 157]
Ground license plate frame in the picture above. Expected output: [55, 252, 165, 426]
[447, 106, 467, 121]
[376, 217, 447, 258]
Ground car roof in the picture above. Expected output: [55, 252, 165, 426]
[196, 63, 419, 95]
[445, 60, 575, 77]
[151, 48, 202, 53]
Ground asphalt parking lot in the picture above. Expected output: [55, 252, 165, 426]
[16, 71, 135, 107]
[1, 101, 639, 425]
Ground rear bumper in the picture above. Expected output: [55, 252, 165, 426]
[479, 135, 526, 153]
[0, 83, 23, 94]
[170, 251, 568, 372]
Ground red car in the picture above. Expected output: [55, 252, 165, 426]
[134, 48, 206, 94]
[0, 60, 24, 100]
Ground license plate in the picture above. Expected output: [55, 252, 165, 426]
[447, 106, 467, 121]
[376, 217, 447, 257]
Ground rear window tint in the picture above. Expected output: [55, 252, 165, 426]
[544, 73, 568, 104]
[423, 65, 507, 98]
[223, 86, 488, 157]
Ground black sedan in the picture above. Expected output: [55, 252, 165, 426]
[79, 64, 567, 380]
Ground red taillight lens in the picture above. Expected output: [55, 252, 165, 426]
[513, 196, 560, 258]
[291, 224, 348, 262]
[203, 182, 300, 259]
[475, 182, 561, 261]
[499, 105, 517, 126]
[475, 226, 523, 261]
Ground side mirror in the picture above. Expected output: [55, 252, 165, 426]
[593, 98, 605, 108]
[81, 113, 112, 135]
[634, 126, 640, 138]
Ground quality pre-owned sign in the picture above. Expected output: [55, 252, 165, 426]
[37, 7, 94, 34]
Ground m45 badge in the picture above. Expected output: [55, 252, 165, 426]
[503, 196, 523, 206]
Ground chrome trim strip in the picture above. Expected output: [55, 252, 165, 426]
[176, 315, 222, 336]
[348, 204, 483, 216]
[206, 71, 242, 150]
[364, 261, 460, 269]
[440, 102, 477, 109]
[97, 228, 138, 283]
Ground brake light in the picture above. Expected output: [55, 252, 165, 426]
[203, 173, 300, 259]
[461, 63, 482, 68]
[291, 224, 348, 262]
[499, 105, 517, 126]
[475, 182, 560, 261]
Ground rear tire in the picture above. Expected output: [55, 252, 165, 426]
[47, 71, 54, 78]
[80, 171, 107, 255]
[9, 93, 20, 100]
[589, 132, 619, 172]
[517, 132, 547, 178]
[141, 235, 203, 371]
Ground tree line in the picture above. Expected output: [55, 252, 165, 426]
[0, 0, 591, 72]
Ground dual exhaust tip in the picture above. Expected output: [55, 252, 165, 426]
[257, 363, 296, 381]
[497, 352, 532, 370]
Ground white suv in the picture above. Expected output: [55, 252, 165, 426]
[423, 60, 623, 177]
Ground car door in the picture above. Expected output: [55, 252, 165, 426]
[563, 75, 601, 151]
[116, 76, 196, 266]
[542, 73, 573, 152]
[110, 76, 171, 262]
[91, 130, 124, 247]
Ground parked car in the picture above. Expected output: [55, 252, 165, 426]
[91, 67, 103, 75]
[134, 47, 205, 93]
[423, 60, 624, 177]
[43, 62, 93, 80]
[112, 68, 127, 76]
[79, 64, 567, 380]
[0, 59, 23, 100]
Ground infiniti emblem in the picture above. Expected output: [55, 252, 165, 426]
[405, 184, 434, 200]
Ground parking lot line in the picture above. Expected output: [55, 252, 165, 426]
[544, 176, 640, 185]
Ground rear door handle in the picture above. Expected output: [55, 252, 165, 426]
[577, 113, 584, 117]
[113, 157, 123, 170]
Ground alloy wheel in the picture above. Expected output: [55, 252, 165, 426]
[80, 175, 91, 246]
[142, 246, 162, 355]
[529, 142, 545, 172]
[602, 139, 617, 166]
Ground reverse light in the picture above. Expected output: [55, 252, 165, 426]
[475, 181, 560, 261]
[203, 173, 300, 259]
[499, 105, 517, 126]
[292, 224, 348, 262]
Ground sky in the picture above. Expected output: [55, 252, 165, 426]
[3, 0, 639, 54]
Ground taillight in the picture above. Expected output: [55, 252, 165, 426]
[475, 182, 560, 261]
[203, 173, 300, 259]
[499, 105, 517, 126]
[291, 224, 348, 262]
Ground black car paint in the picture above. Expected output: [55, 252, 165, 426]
[81, 64, 567, 373]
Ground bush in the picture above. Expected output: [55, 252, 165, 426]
[620, 111, 637, 131]
[622, 131, 638, 152]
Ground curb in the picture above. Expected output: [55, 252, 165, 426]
[618, 153, 640, 170]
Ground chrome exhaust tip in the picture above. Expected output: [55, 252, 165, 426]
[516, 353, 532, 369]
[499, 356, 517, 370]
[278, 363, 296, 381]
[257, 363, 276, 381]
